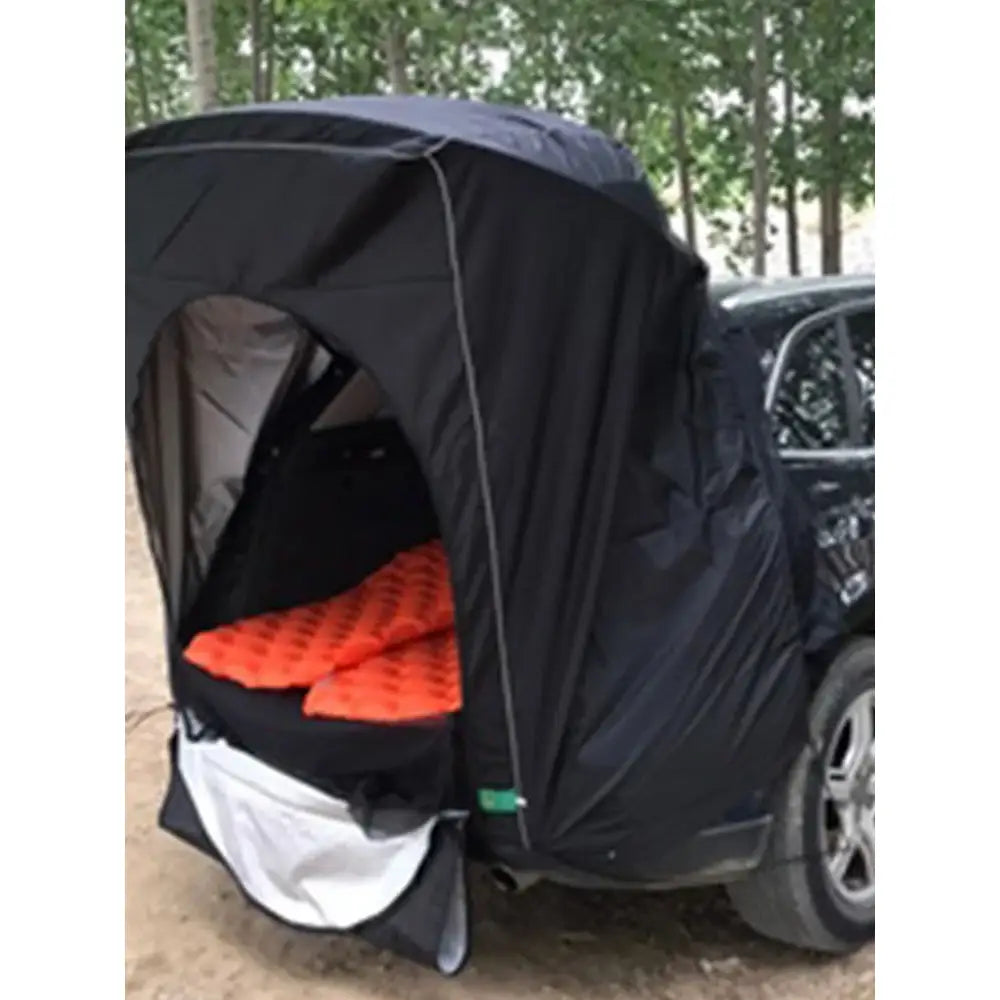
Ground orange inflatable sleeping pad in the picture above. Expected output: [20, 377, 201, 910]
[183, 540, 463, 722]
[303, 629, 462, 722]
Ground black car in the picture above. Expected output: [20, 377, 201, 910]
[676, 274, 876, 952]
[716, 274, 874, 633]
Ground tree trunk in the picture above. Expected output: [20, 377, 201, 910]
[750, 4, 770, 277]
[820, 95, 843, 274]
[263, 0, 275, 100]
[671, 102, 698, 252]
[125, 0, 153, 126]
[820, 183, 843, 275]
[384, 25, 411, 94]
[780, 16, 800, 275]
[250, 0, 264, 102]
[540, 22, 556, 109]
[185, 0, 219, 112]
[451, 3, 471, 97]
[144, 4, 168, 121]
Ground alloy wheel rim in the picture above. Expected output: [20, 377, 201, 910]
[821, 688, 875, 907]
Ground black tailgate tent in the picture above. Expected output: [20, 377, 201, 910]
[126, 96, 811, 970]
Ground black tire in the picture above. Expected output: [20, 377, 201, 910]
[726, 637, 875, 952]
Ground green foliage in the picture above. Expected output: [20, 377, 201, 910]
[124, 0, 874, 270]
[125, 0, 189, 123]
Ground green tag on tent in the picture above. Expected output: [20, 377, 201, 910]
[477, 788, 521, 814]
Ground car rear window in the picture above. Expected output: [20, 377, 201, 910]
[771, 321, 853, 450]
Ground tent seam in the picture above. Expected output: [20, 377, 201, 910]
[126, 137, 453, 160]
[424, 150, 531, 851]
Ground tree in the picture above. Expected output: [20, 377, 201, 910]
[672, 103, 698, 251]
[123, 0, 874, 274]
[776, 0, 801, 274]
[383, 19, 412, 93]
[185, 0, 219, 111]
[250, 0, 265, 101]
[263, 0, 276, 99]
[126, 0, 191, 125]
[125, 0, 153, 126]
[484, 1, 719, 251]
[750, 2, 770, 275]
[795, 0, 874, 273]
[685, 0, 764, 272]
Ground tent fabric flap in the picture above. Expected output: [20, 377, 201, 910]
[161, 722, 470, 974]
[175, 718, 438, 930]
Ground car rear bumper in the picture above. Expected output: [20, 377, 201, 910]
[491, 813, 774, 893]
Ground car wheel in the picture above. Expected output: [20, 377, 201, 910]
[727, 636, 874, 952]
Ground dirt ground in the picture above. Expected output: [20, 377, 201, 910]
[125, 470, 874, 1000]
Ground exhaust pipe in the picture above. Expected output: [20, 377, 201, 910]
[489, 866, 539, 893]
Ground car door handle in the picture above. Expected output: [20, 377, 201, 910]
[809, 481, 840, 497]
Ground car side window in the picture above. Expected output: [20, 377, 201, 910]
[846, 310, 875, 446]
[770, 322, 852, 451]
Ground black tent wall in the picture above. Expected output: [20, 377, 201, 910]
[126, 98, 811, 881]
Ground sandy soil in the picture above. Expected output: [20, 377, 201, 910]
[125, 470, 874, 1000]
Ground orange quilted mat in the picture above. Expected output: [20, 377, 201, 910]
[183, 540, 462, 722]
[303, 630, 461, 722]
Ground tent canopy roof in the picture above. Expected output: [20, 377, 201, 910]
[126, 95, 667, 232]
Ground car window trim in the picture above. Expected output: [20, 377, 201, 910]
[764, 296, 876, 452]
[764, 296, 875, 411]
[842, 306, 875, 449]
[778, 445, 875, 463]
[836, 316, 865, 448]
